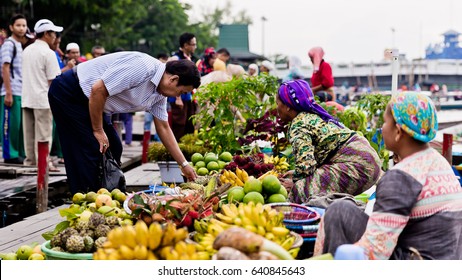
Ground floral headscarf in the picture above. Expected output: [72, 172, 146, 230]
[390, 92, 438, 143]
[278, 79, 342, 127]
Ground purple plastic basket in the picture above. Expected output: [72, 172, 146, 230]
[268, 202, 321, 225]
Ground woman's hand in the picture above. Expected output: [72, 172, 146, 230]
[280, 178, 295, 192]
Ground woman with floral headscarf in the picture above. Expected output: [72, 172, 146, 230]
[308, 47, 335, 102]
[314, 92, 462, 260]
[196, 47, 216, 76]
[277, 80, 382, 204]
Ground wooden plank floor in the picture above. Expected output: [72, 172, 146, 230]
[125, 162, 162, 191]
[0, 204, 69, 253]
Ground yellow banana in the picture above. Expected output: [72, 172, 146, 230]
[147, 250, 158, 260]
[174, 241, 188, 255]
[161, 222, 176, 247]
[135, 220, 149, 247]
[212, 218, 234, 229]
[241, 169, 249, 182]
[148, 222, 163, 250]
[200, 219, 209, 233]
[240, 216, 254, 227]
[107, 227, 124, 248]
[207, 223, 225, 237]
[133, 245, 148, 259]
[280, 236, 295, 250]
[229, 203, 239, 215]
[235, 177, 245, 187]
[265, 232, 276, 241]
[233, 217, 242, 226]
[107, 250, 121, 260]
[244, 224, 257, 233]
[235, 167, 243, 180]
[220, 204, 237, 219]
[185, 243, 196, 256]
[158, 246, 172, 259]
[122, 225, 138, 249]
[119, 245, 135, 260]
[289, 247, 300, 258]
[215, 213, 234, 224]
[194, 219, 204, 234]
[173, 227, 189, 243]
[196, 251, 211, 260]
[257, 225, 266, 236]
[272, 226, 290, 237]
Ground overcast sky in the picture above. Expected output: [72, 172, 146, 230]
[180, 0, 461, 65]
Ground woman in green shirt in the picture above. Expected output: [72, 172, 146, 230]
[277, 80, 382, 204]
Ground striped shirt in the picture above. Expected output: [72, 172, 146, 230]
[76, 51, 168, 121]
[1, 37, 23, 96]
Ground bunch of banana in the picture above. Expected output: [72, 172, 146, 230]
[194, 202, 299, 258]
[257, 170, 280, 181]
[193, 219, 210, 235]
[93, 220, 203, 260]
[220, 170, 245, 187]
[235, 167, 249, 183]
[264, 155, 290, 173]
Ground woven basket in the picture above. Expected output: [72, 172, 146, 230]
[268, 202, 321, 225]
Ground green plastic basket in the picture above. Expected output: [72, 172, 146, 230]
[41, 241, 93, 260]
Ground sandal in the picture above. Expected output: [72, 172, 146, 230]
[58, 158, 65, 164]
[48, 162, 60, 172]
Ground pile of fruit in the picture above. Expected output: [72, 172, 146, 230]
[227, 174, 288, 205]
[41, 188, 134, 255]
[0, 243, 45, 260]
[94, 220, 209, 260]
[224, 153, 275, 177]
[127, 179, 223, 229]
[192, 201, 299, 259]
[191, 151, 233, 176]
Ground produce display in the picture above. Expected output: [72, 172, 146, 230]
[93, 221, 209, 260]
[192, 201, 300, 259]
[190, 151, 233, 175]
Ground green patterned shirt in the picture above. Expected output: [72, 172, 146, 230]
[288, 112, 355, 179]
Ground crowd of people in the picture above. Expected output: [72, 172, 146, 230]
[1, 14, 461, 260]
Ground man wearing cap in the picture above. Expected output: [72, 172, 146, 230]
[260, 60, 275, 75]
[64, 42, 87, 67]
[21, 19, 62, 169]
[48, 52, 201, 194]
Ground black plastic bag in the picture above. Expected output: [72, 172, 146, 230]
[101, 149, 126, 192]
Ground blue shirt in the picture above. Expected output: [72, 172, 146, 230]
[1, 37, 23, 96]
[76, 51, 168, 121]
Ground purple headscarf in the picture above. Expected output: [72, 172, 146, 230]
[278, 80, 343, 127]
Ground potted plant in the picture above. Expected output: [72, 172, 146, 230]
[192, 75, 280, 154]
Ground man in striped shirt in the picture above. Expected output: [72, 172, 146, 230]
[48, 51, 201, 194]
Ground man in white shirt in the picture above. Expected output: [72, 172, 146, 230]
[48, 51, 201, 194]
[21, 19, 62, 168]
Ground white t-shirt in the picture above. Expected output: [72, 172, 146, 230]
[21, 39, 61, 109]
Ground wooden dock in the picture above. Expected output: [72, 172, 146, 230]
[0, 204, 68, 253]
[0, 160, 164, 253]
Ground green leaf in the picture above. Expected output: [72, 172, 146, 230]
[133, 194, 145, 205]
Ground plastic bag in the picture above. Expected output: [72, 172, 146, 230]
[101, 149, 126, 192]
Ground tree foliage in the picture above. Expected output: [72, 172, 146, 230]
[1, 0, 251, 57]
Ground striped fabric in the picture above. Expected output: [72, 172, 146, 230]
[289, 134, 383, 204]
[76, 51, 168, 121]
[1, 37, 23, 96]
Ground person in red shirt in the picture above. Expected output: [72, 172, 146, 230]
[308, 47, 335, 102]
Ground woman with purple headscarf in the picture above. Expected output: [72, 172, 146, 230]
[277, 80, 382, 204]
